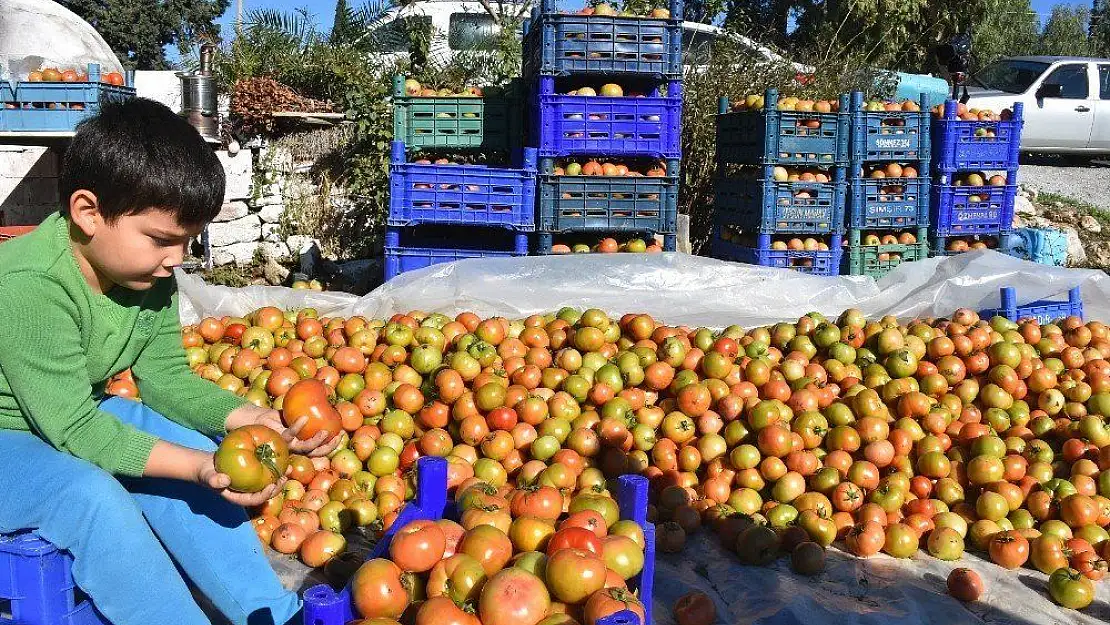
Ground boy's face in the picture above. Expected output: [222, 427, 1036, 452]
[85, 209, 203, 291]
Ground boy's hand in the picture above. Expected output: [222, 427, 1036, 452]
[196, 453, 286, 507]
[225, 404, 343, 457]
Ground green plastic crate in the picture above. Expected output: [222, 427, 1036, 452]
[844, 227, 929, 279]
[392, 76, 521, 152]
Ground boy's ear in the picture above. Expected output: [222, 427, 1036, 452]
[68, 190, 102, 238]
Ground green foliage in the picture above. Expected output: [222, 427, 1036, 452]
[791, 0, 987, 73]
[1038, 4, 1095, 56]
[58, 0, 228, 69]
[972, 0, 1040, 70]
[1094, 0, 1110, 55]
[331, 0, 355, 44]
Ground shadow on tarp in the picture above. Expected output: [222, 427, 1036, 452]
[649, 532, 1110, 625]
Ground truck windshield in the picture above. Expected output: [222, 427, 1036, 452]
[972, 59, 1050, 93]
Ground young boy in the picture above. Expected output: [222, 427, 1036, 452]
[0, 98, 338, 625]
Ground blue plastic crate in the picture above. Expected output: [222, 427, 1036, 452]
[932, 100, 1024, 172]
[931, 182, 1016, 237]
[531, 76, 681, 158]
[1005, 227, 1068, 266]
[711, 228, 844, 275]
[930, 233, 1013, 257]
[538, 158, 678, 233]
[384, 226, 529, 280]
[848, 173, 930, 230]
[848, 91, 931, 163]
[535, 230, 677, 253]
[0, 532, 109, 625]
[716, 91, 850, 166]
[979, 286, 1084, 325]
[0, 64, 135, 133]
[843, 228, 929, 279]
[523, 0, 683, 78]
[302, 456, 655, 625]
[714, 166, 847, 234]
[388, 141, 538, 230]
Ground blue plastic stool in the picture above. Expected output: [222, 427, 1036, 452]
[979, 286, 1084, 325]
[0, 532, 110, 625]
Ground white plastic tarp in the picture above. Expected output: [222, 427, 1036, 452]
[178, 250, 1110, 328]
[182, 251, 1110, 625]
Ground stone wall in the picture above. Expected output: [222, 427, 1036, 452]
[0, 145, 60, 225]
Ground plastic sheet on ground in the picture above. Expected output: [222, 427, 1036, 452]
[179, 250, 1110, 327]
[263, 531, 1110, 625]
[184, 252, 1110, 624]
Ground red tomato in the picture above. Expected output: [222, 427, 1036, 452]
[674, 591, 716, 625]
[214, 425, 289, 492]
[351, 559, 410, 620]
[584, 588, 646, 625]
[545, 548, 607, 604]
[547, 527, 603, 556]
[389, 520, 446, 572]
[282, 379, 342, 440]
[478, 568, 551, 625]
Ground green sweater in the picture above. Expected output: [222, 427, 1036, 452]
[0, 213, 246, 477]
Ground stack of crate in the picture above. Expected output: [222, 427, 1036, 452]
[523, 0, 681, 254]
[930, 100, 1024, 257]
[385, 76, 536, 280]
[843, 91, 932, 279]
[710, 89, 849, 275]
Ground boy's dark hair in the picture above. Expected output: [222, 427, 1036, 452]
[60, 97, 226, 227]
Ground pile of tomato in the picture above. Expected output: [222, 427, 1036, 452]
[178, 302, 1110, 619]
[343, 497, 648, 625]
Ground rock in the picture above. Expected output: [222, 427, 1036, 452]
[1024, 216, 1054, 229]
[261, 241, 291, 261]
[1080, 215, 1102, 234]
[1060, 226, 1087, 265]
[259, 204, 285, 224]
[262, 255, 290, 285]
[211, 242, 260, 266]
[1052, 201, 1065, 209]
[286, 235, 315, 255]
[217, 149, 253, 201]
[255, 194, 284, 207]
[1013, 194, 1036, 217]
[207, 214, 261, 247]
[213, 200, 249, 222]
[1019, 184, 1039, 201]
[262, 223, 282, 242]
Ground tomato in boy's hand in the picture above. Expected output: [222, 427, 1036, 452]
[214, 425, 290, 492]
[282, 379, 342, 441]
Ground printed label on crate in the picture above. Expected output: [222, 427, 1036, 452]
[780, 206, 836, 220]
[875, 138, 913, 149]
[954, 209, 1000, 223]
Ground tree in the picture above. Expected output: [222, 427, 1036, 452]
[789, 0, 988, 73]
[331, 0, 355, 44]
[972, 0, 1039, 70]
[58, 0, 229, 70]
[1092, 0, 1110, 54]
[1038, 4, 1094, 56]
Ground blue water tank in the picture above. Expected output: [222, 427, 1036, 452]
[873, 71, 950, 107]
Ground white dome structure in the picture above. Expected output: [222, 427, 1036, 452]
[0, 0, 125, 80]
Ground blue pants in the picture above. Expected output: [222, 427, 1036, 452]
[0, 397, 301, 625]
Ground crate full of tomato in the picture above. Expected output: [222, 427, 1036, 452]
[0, 63, 134, 133]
